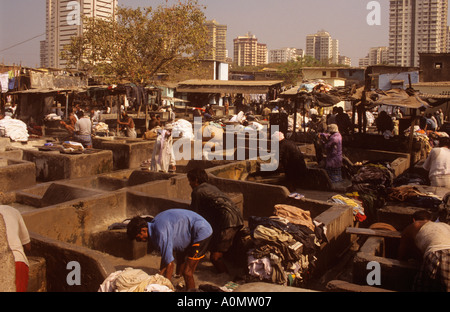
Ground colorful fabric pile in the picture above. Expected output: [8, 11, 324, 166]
[245, 205, 327, 287]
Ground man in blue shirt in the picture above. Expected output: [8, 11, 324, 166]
[127, 209, 212, 290]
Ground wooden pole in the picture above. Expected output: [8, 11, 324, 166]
[293, 96, 299, 135]
[65, 92, 69, 119]
[408, 110, 418, 168]
[145, 90, 148, 132]
[346, 227, 401, 239]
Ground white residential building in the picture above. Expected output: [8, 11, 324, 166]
[269, 48, 304, 63]
[389, 0, 448, 67]
[359, 47, 389, 67]
[306, 30, 340, 64]
[41, 0, 118, 69]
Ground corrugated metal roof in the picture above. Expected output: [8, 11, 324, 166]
[176, 79, 283, 94]
[177, 79, 284, 86]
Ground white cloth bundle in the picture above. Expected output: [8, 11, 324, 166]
[0, 116, 29, 142]
[171, 119, 194, 140]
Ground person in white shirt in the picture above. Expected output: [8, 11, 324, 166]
[423, 137, 450, 188]
[74, 111, 93, 148]
[398, 210, 450, 292]
[0, 205, 31, 292]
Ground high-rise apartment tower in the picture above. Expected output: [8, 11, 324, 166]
[306, 30, 340, 64]
[389, 0, 448, 67]
[204, 20, 228, 63]
[233, 32, 268, 67]
[41, 0, 118, 69]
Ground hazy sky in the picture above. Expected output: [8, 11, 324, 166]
[0, 0, 441, 67]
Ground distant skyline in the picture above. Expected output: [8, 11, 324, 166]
[0, 0, 448, 67]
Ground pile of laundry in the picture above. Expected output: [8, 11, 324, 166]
[349, 162, 395, 221]
[387, 185, 443, 209]
[171, 119, 194, 140]
[245, 205, 327, 288]
[98, 267, 174, 292]
[93, 122, 109, 134]
[0, 116, 29, 142]
[351, 163, 394, 195]
[403, 125, 432, 153]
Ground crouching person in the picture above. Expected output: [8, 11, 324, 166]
[126, 209, 212, 291]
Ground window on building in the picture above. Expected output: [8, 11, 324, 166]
[435, 63, 442, 69]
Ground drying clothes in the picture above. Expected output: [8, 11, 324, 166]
[0, 72, 8, 93]
[273, 204, 315, 232]
[8, 77, 16, 91]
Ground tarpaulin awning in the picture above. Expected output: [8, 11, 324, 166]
[370, 88, 430, 109]
[281, 85, 342, 107]
[176, 79, 283, 94]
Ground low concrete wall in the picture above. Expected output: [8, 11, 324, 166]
[0, 157, 36, 192]
[22, 149, 113, 182]
[93, 137, 155, 170]
[343, 148, 410, 177]
[15, 182, 106, 208]
[353, 236, 418, 291]
[28, 256, 47, 292]
[28, 231, 115, 292]
[50, 169, 137, 192]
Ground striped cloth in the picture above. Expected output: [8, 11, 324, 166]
[413, 249, 450, 292]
